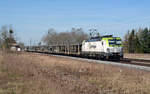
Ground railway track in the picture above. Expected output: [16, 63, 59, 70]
[120, 58, 150, 67]
[27, 51, 150, 71]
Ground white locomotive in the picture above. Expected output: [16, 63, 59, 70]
[81, 35, 123, 60]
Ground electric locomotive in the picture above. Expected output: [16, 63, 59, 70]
[81, 35, 123, 60]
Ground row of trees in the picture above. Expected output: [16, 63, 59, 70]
[43, 27, 150, 53]
[123, 28, 150, 53]
[42, 28, 89, 45]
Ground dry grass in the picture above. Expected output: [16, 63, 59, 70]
[0, 52, 73, 94]
[0, 52, 150, 94]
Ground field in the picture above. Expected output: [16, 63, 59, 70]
[0, 52, 150, 94]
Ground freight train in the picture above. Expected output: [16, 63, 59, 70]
[27, 35, 123, 60]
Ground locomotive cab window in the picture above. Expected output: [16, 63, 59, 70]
[109, 38, 121, 46]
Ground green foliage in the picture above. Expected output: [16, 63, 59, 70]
[128, 29, 135, 53]
[123, 27, 150, 53]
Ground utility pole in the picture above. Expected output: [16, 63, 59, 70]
[29, 38, 32, 48]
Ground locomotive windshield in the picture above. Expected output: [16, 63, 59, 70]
[109, 38, 122, 46]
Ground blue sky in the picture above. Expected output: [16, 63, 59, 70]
[0, 0, 150, 45]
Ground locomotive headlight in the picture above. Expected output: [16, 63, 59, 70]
[107, 48, 110, 53]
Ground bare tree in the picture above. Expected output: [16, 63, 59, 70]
[42, 28, 89, 45]
[0, 25, 16, 50]
[42, 28, 58, 45]
[58, 31, 72, 44]
[70, 28, 89, 43]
